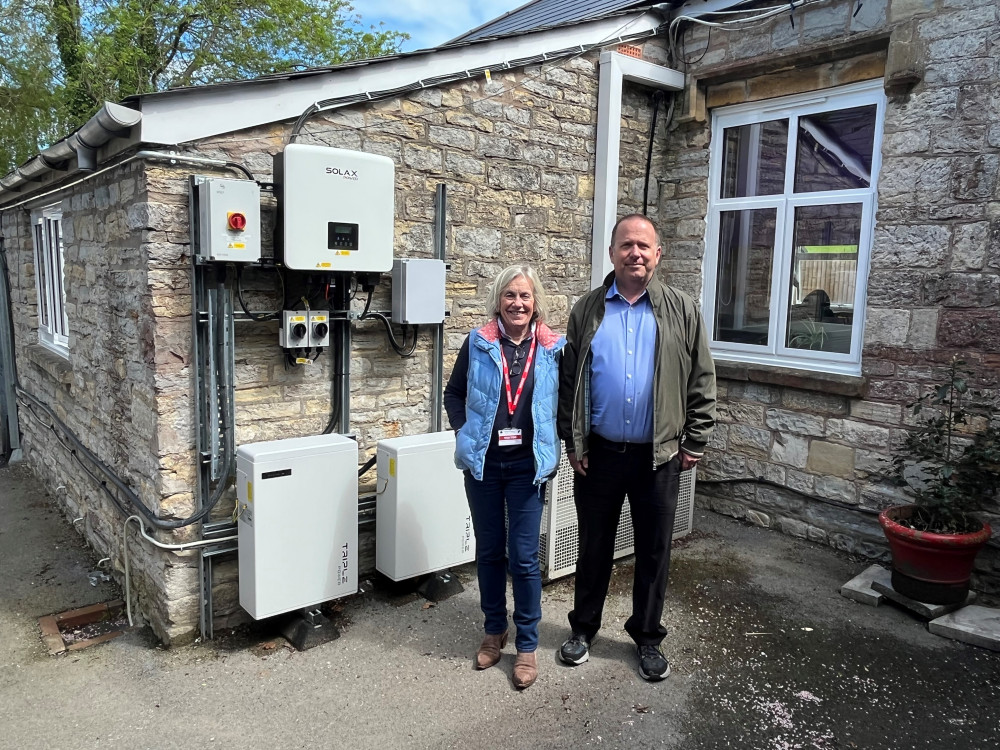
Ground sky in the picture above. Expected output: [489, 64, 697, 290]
[355, 0, 529, 51]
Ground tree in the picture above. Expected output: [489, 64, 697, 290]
[0, 0, 409, 173]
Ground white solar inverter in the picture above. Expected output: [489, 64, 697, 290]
[236, 434, 358, 619]
[376, 432, 475, 581]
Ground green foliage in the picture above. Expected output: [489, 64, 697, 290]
[0, 1, 66, 169]
[0, 0, 409, 173]
[890, 356, 1000, 534]
[788, 320, 828, 350]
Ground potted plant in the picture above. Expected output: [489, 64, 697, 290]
[880, 355, 998, 604]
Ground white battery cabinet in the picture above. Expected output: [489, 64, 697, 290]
[376, 432, 475, 581]
[237, 434, 359, 619]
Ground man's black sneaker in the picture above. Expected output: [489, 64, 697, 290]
[559, 633, 590, 665]
[637, 644, 670, 681]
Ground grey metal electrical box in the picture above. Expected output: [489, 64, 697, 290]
[195, 178, 261, 263]
[391, 258, 446, 324]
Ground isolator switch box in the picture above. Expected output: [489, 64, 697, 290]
[274, 144, 395, 273]
[279, 310, 309, 348]
[391, 258, 446, 324]
[195, 178, 261, 263]
[308, 310, 330, 348]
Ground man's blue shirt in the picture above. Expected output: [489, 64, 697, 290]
[589, 281, 657, 443]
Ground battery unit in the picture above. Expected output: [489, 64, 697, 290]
[375, 432, 475, 581]
[236, 434, 358, 619]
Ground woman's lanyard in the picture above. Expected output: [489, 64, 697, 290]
[499, 337, 537, 426]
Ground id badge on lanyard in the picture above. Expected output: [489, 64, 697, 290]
[498, 338, 536, 447]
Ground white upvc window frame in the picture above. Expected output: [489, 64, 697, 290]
[702, 80, 886, 376]
[31, 205, 69, 354]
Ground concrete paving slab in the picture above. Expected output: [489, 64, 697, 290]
[840, 564, 889, 606]
[929, 605, 1000, 652]
[872, 578, 977, 619]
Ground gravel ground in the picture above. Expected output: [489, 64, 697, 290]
[2, 460, 998, 749]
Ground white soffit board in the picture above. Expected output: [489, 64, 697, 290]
[138, 14, 662, 145]
[591, 51, 684, 288]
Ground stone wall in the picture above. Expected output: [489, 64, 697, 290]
[660, 0, 1000, 593]
[0, 162, 206, 639]
[1, 42, 675, 642]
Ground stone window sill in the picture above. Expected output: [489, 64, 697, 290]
[715, 360, 867, 398]
[25, 343, 73, 385]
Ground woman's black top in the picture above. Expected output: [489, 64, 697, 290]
[443, 332, 535, 463]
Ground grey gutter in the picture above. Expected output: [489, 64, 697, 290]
[0, 102, 141, 201]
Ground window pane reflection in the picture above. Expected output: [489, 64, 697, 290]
[786, 204, 862, 354]
[721, 119, 787, 198]
[794, 105, 876, 192]
[714, 209, 777, 345]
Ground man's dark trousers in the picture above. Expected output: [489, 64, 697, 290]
[568, 434, 681, 646]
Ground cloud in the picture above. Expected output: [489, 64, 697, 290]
[354, 0, 523, 51]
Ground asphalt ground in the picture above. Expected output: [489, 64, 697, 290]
[2, 459, 998, 749]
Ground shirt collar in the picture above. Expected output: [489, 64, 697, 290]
[497, 318, 535, 343]
[606, 280, 650, 303]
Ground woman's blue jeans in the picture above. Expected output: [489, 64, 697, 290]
[464, 455, 544, 653]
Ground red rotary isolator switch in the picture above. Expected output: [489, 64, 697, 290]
[227, 211, 247, 231]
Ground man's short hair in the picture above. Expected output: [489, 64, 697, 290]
[610, 213, 660, 247]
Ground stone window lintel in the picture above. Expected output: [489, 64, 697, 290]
[677, 31, 891, 124]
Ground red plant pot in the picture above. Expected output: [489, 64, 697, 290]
[878, 505, 993, 605]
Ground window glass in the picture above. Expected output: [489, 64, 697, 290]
[785, 204, 862, 354]
[721, 119, 788, 198]
[794, 105, 877, 193]
[31, 208, 68, 353]
[705, 81, 883, 374]
[714, 208, 777, 345]
[33, 223, 49, 328]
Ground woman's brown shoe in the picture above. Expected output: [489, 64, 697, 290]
[476, 630, 509, 669]
[512, 651, 538, 689]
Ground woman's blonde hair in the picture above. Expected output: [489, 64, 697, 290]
[486, 265, 548, 323]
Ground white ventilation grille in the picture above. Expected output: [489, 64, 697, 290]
[540, 453, 696, 581]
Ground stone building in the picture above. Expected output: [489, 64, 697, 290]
[1, 0, 997, 644]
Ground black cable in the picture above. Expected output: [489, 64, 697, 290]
[225, 161, 255, 181]
[360, 311, 418, 356]
[358, 455, 376, 477]
[235, 264, 283, 321]
[643, 91, 665, 215]
[16, 385, 232, 528]
[8, 269, 235, 529]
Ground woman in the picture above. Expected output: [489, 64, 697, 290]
[444, 265, 564, 690]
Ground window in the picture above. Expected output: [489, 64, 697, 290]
[31, 205, 69, 353]
[702, 81, 885, 375]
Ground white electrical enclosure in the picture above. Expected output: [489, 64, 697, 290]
[196, 178, 262, 263]
[275, 144, 395, 273]
[540, 454, 697, 581]
[391, 258, 446, 324]
[237, 434, 358, 619]
[376, 432, 475, 581]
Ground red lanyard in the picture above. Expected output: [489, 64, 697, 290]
[500, 337, 537, 417]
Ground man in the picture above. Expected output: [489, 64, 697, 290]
[557, 213, 716, 681]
